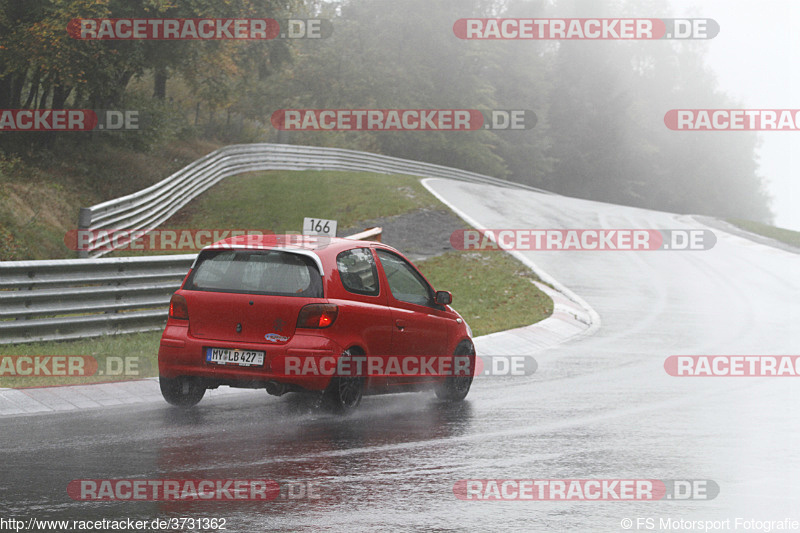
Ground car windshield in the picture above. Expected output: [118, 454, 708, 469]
[185, 249, 323, 297]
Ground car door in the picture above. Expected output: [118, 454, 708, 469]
[373, 249, 453, 386]
[334, 247, 394, 391]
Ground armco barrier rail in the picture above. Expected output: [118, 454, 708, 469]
[0, 228, 381, 346]
[0, 255, 194, 345]
[77, 143, 548, 257]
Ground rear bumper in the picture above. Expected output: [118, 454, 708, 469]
[157, 324, 344, 391]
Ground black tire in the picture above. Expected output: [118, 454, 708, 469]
[159, 376, 206, 407]
[435, 341, 475, 402]
[322, 349, 364, 414]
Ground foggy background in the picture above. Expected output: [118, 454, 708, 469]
[668, 0, 800, 230]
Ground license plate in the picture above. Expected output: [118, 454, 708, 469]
[206, 347, 265, 367]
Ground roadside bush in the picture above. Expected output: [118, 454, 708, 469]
[0, 225, 21, 260]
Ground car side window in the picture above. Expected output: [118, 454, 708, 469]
[337, 248, 380, 296]
[375, 250, 433, 307]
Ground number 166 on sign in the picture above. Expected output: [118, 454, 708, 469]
[303, 217, 337, 237]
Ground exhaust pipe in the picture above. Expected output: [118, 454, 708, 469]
[265, 381, 288, 397]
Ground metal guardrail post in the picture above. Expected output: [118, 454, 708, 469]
[77, 207, 93, 259]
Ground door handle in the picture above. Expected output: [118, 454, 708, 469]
[395, 319, 407, 331]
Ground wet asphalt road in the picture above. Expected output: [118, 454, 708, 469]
[2, 179, 799, 532]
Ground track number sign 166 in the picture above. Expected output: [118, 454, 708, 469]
[303, 217, 337, 237]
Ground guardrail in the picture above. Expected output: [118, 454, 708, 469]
[0, 229, 381, 346]
[77, 143, 548, 257]
[0, 255, 193, 345]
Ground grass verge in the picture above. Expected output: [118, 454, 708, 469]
[418, 251, 552, 337]
[1, 139, 221, 260]
[727, 218, 800, 248]
[0, 331, 161, 389]
[177, 170, 442, 231]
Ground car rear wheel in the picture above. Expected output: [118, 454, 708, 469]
[322, 349, 364, 414]
[160, 376, 206, 407]
[435, 341, 475, 402]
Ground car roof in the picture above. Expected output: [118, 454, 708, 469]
[194, 234, 399, 274]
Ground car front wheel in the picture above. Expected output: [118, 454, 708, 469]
[160, 376, 206, 407]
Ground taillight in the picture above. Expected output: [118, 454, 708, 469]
[169, 294, 189, 320]
[296, 303, 338, 329]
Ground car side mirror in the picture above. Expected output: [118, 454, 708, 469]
[434, 290, 452, 305]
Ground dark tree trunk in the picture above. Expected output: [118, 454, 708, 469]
[51, 83, 72, 109]
[0, 76, 12, 108]
[153, 66, 167, 99]
[37, 82, 50, 109]
[23, 68, 42, 108]
[10, 70, 26, 108]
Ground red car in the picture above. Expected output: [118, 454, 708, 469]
[158, 234, 475, 412]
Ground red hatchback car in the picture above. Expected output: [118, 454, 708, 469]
[158, 234, 475, 412]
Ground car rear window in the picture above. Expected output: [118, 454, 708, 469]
[185, 249, 323, 297]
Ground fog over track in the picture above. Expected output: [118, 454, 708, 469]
[1, 179, 798, 532]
